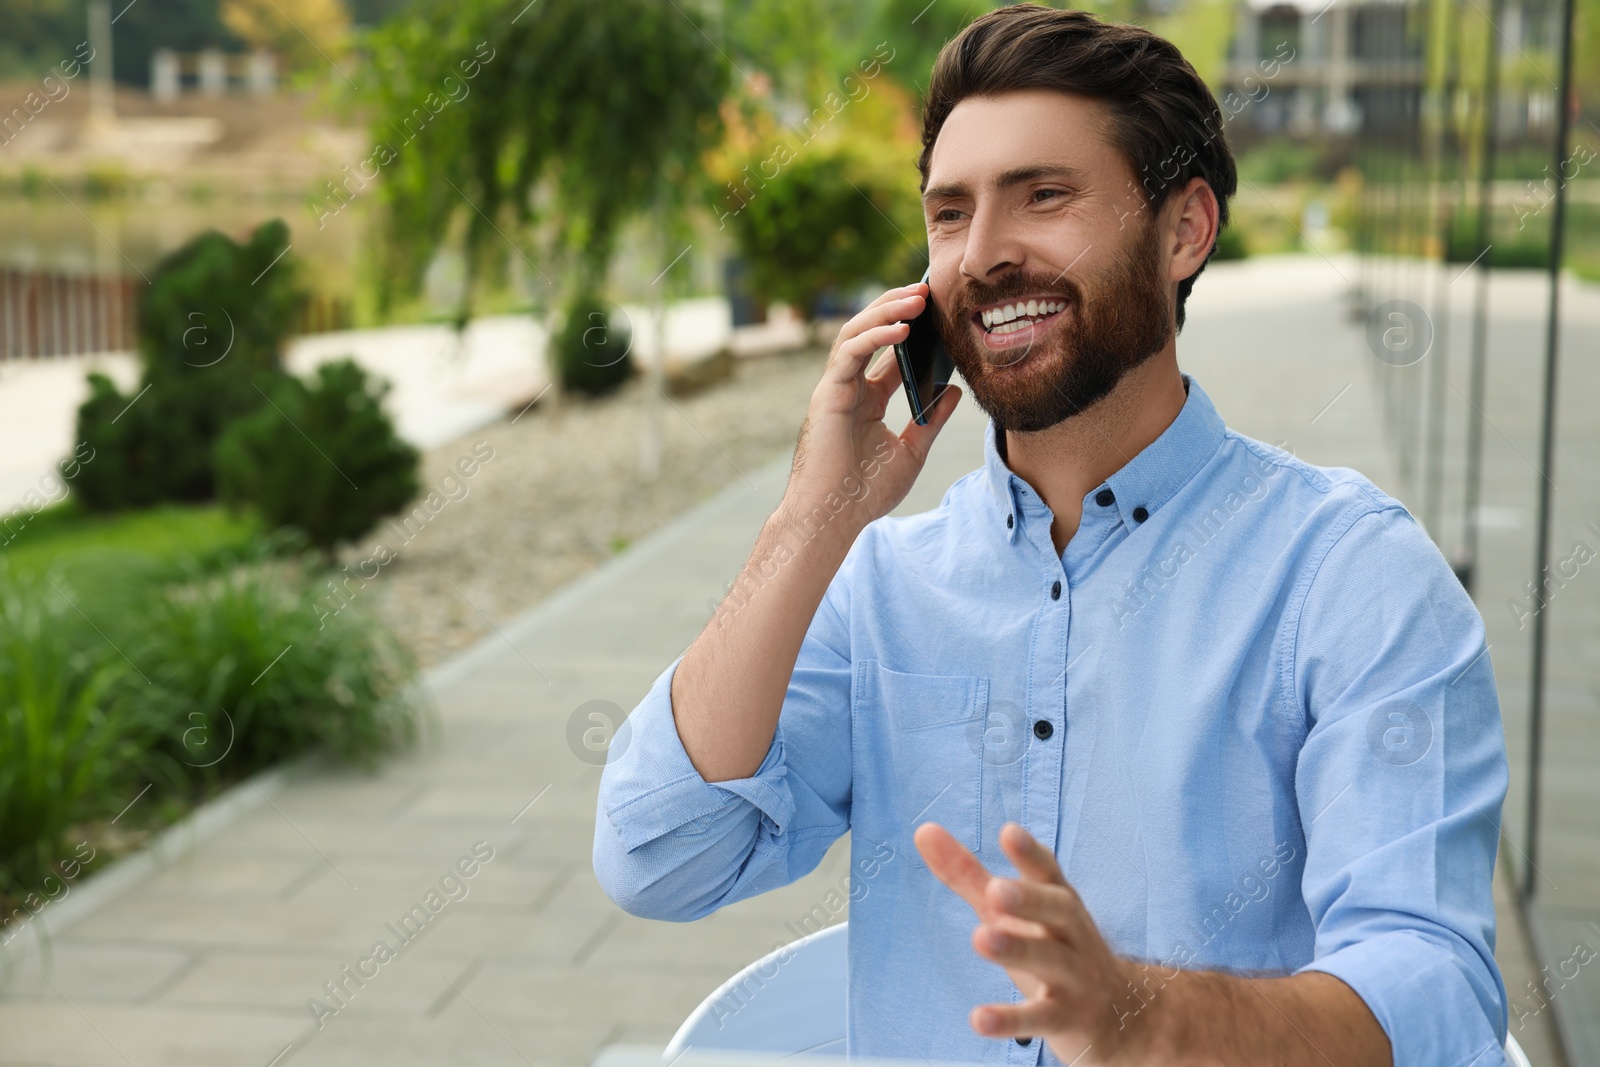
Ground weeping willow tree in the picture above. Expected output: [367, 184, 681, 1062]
[360, 0, 730, 328]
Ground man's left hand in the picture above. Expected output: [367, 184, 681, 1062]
[915, 820, 1145, 1067]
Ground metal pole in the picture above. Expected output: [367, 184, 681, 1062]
[88, 0, 114, 132]
[1422, 0, 1462, 540]
[1457, 0, 1506, 595]
[1523, 0, 1578, 902]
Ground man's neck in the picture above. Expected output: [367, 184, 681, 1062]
[1000, 349, 1188, 557]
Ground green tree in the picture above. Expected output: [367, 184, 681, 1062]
[359, 0, 729, 322]
[721, 0, 882, 108]
[866, 0, 998, 100]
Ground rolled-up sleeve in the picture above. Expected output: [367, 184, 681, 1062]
[1288, 504, 1510, 1066]
[591, 530, 860, 922]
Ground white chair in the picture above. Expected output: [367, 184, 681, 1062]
[666, 919, 1534, 1066]
[665, 921, 847, 1056]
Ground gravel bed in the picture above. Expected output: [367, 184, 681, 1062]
[334, 347, 831, 670]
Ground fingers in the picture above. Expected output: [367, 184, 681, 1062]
[972, 915, 1081, 990]
[914, 821, 991, 914]
[969, 999, 1091, 1048]
[1000, 822, 1068, 885]
[824, 319, 914, 387]
[848, 288, 925, 336]
[861, 281, 929, 314]
[830, 290, 926, 376]
[865, 345, 901, 384]
[985, 873, 1090, 945]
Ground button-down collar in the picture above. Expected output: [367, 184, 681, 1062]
[985, 372, 1227, 544]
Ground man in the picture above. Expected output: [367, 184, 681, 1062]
[592, 6, 1510, 1065]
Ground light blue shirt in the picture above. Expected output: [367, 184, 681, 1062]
[593, 372, 1509, 1067]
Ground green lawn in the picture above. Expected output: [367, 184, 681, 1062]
[0, 499, 264, 580]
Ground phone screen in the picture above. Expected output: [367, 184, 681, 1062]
[892, 267, 955, 426]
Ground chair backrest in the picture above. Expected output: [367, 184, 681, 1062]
[664, 921, 848, 1057]
[664, 919, 1535, 1067]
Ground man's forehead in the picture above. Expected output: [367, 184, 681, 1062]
[922, 90, 1119, 197]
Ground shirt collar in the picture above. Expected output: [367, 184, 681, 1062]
[983, 372, 1227, 540]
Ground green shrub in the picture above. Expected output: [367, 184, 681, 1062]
[549, 292, 635, 398]
[1212, 225, 1248, 261]
[71, 218, 304, 511]
[123, 558, 424, 776]
[215, 358, 421, 554]
[720, 141, 913, 338]
[1235, 140, 1324, 185]
[1444, 214, 1550, 266]
[0, 567, 165, 909]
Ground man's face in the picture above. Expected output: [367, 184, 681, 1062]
[921, 89, 1175, 433]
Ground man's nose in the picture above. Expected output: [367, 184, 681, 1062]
[958, 202, 1030, 284]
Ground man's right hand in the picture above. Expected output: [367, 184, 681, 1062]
[783, 282, 963, 531]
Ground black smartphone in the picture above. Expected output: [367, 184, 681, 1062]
[892, 267, 955, 426]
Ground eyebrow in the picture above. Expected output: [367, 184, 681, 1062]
[921, 163, 1090, 203]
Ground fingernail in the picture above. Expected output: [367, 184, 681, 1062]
[987, 928, 1011, 951]
[995, 881, 1022, 908]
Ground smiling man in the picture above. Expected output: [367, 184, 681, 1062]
[592, 6, 1510, 1066]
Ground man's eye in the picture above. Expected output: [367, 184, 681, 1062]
[934, 208, 964, 223]
[1033, 188, 1066, 203]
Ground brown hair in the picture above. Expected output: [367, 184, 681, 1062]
[918, 3, 1237, 331]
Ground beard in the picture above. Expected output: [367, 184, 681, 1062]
[937, 216, 1173, 434]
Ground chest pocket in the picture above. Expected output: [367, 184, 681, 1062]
[855, 660, 988, 869]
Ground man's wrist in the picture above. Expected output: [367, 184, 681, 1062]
[1098, 957, 1174, 1067]
[771, 492, 873, 554]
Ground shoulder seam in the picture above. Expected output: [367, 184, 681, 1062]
[1230, 431, 1396, 515]
[1277, 501, 1411, 730]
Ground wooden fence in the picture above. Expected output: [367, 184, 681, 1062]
[0, 269, 353, 360]
[0, 268, 138, 360]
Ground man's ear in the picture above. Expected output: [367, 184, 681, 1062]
[1166, 177, 1220, 283]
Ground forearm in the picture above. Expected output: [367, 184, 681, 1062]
[1115, 964, 1391, 1067]
[671, 494, 865, 783]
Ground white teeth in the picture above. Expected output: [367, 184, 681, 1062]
[982, 299, 1065, 331]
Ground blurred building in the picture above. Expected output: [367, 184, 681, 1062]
[1221, 0, 1563, 139]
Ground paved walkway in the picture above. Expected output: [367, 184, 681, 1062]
[0, 254, 1571, 1066]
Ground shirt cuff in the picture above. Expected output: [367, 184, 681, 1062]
[1296, 930, 1507, 1066]
[600, 653, 796, 853]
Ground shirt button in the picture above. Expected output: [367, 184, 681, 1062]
[1033, 719, 1053, 740]
[1095, 488, 1115, 507]
[1007, 514, 1014, 529]
[1133, 506, 1149, 523]
[1050, 580, 1061, 600]
[1015, 1037, 1033, 1047]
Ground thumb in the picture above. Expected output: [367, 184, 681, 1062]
[900, 383, 962, 462]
